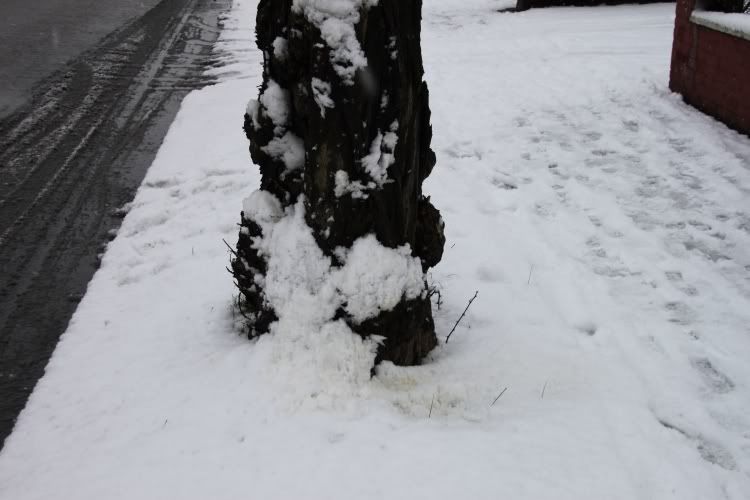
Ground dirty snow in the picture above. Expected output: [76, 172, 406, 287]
[1, 2, 750, 500]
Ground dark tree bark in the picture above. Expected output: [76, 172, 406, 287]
[232, 0, 444, 366]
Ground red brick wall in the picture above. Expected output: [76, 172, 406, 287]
[669, 0, 750, 135]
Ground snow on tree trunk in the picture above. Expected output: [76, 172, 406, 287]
[232, 0, 445, 366]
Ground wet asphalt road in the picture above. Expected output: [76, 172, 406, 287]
[0, 0, 230, 448]
[0, 0, 165, 118]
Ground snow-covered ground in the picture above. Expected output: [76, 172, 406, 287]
[2, 1, 750, 498]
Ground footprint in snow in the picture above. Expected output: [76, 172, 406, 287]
[143, 178, 179, 189]
[664, 271, 700, 297]
[668, 137, 690, 153]
[443, 142, 482, 160]
[673, 171, 703, 191]
[584, 156, 612, 168]
[534, 202, 555, 218]
[622, 119, 639, 132]
[592, 265, 632, 278]
[475, 266, 505, 283]
[490, 176, 517, 190]
[682, 238, 731, 263]
[657, 419, 737, 471]
[665, 301, 694, 326]
[665, 271, 683, 282]
[629, 210, 661, 231]
[715, 213, 731, 222]
[687, 219, 712, 232]
[690, 357, 735, 394]
[736, 213, 750, 235]
[583, 131, 602, 142]
[681, 285, 700, 297]
[575, 322, 597, 336]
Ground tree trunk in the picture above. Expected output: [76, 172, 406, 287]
[232, 0, 444, 366]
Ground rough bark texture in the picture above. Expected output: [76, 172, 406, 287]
[232, 0, 444, 366]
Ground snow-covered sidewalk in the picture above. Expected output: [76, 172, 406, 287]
[1, 2, 750, 499]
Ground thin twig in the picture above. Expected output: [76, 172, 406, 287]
[428, 287, 443, 311]
[527, 264, 534, 285]
[235, 294, 252, 321]
[445, 291, 479, 344]
[541, 380, 548, 399]
[428, 394, 435, 419]
[222, 238, 238, 257]
[490, 387, 508, 406]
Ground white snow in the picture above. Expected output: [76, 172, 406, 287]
[361, 121, 398, 186]
[258, 79, 291, 131]
[254, 79, 303, 170]
[261, 131, 305, 171]
[292, 0, 378, 83]
[311, 77, 335, 117]
[2, 2, 750, 500]
[334, 169, 373, 198]
[336, 120, 399, 197]
[334, 234, 424, 323]
[245, 98, 260, 128]
[691, 10, 750, 41]
[245, 196, 425, 326]
[242, 189, 283, 223]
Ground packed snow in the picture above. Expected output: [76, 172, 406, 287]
[1, 1, 750, 499]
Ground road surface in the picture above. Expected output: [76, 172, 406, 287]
[0, 0, 231, 447]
